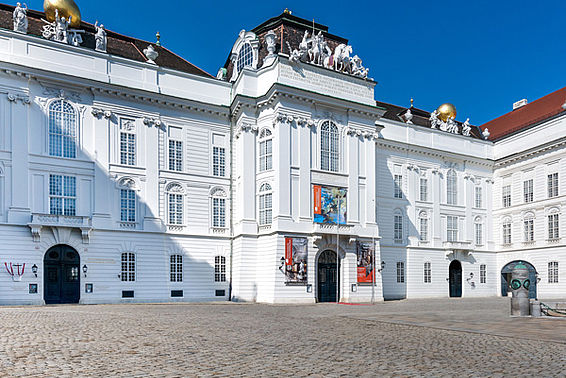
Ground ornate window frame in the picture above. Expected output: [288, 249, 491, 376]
[501, 216, 512, 245]
[47, 98, 79, 159]
[210, 187, 228, 230]
[393, 208, 404, 243]
[319, 120, 341, 173]
[116, 177, 140, 227]
[258, 128, 273, 172]
[258, 182, 273, 226]
[165, 182, 185, 227]
[229, 30, 260, 81]
[418, 210, 428, 242]
[446, 169, 458, 205]
[474, 216, 483, 246]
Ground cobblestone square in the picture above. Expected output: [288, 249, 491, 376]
[0, 298, 565, 377]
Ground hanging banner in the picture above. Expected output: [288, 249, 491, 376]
[313, 186, 347, 224]
[283, 237, 308, 284]
[356, 241, 375, 283]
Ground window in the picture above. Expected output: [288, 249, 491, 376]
[447, 216, 458, 242]
[121, 252, 135, 282]
[548, 173, 558, 198]
[168, 140, 183, 171]
[548, 213, 559, 240]
[49, 175, 76, 216]
[211, 189, 226, 228]
[475, 218, 483, 245]
[424, 262, 431, 283]
[258, 183, 272, 226]
[48, 100, 76, 158]
[419, 212, 428, 241]
[524, 218, 534, 242]
[524, 179, 533, 203]
[120, 119, 136, 166]
[168, 192, 183, 225]
[215, 256, 226, 282]
[475, 187, 482, 208]
[394, 175, 403, 199]
[502, 220, 512, 244]
[170, 255, 183, 282]
[236, 42, 253, 73]
[396, 262, 405, 283]
[446, 170, 457, 205]
[259, 129, 273, 171]
[548, 261, 559, 283]
[480, 264, 486, 284]
[394, 213, 403, 242]
[213, 146, 225, 177]
[502, 185, 511, 208]
[320, 121, 339, 172]
[120, 189, 136, 222]
[420, 178, 428, 202]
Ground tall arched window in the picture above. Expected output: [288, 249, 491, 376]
[211, 188, 227, 228]
[475, 216, 483, 245]
[446, 170, 457, 205]
[320, 121, 339, 172]
[259, 183, 272, 226]
[166, 184, 184, 225]
[418, 211, 428, 241]
[394, 209, 403, 242]
[258, 129, 272, 171]
[49, 100, 77, 158]
[502, 217, 512, 245]
[523, 213, 534, 242]
[237, 43, 253, 73]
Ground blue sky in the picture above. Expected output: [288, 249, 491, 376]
[26, 0, 566, 124]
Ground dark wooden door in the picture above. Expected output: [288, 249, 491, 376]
[449, 260, 462, 298]
[317, 250, 338, 303]
[44, 245, 80, 304]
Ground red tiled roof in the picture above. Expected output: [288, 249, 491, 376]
[481, 86, 566, 141]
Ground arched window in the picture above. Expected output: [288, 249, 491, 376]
[475, 216, 483, 245]
[394, 210, 403, 242]
[259, 128, 272, 171]
[259, 183, 272, 226]
[236, 43, 253, 73]
[418, 211, 428, 241]
[49, 100, 77, 158]
[446, 170, 457, 205]
[502, 217, 512, 245]
[523, 213, 534, 242]
[548, 208, 560, 240]
[320, 121, 339, 172]
[167, 184, 184, 225]
[211, 188, 227, 228]
[121, 252, 135, 281]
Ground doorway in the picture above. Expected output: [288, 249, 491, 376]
[501, 260, 537, 299]
[44, 245, 80, 304]
[449, 260, 462, 298]
[317, 250, 339, 302]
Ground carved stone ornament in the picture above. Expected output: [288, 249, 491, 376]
[12, 2, 28, 34]
[42, 9, 84, 46]
[272, 113, 314, 128]
[263, 30, 277, 66]
[7, 93, 30, 104]
[120, 119, 135, 131]
[91, 107, 113, 119]
[404, 108, 413, 124]
[94, 21, 107, 52]
[143, 45, 159, 64]
[482, 128, 491, 140]
[143, 116, 165, 131]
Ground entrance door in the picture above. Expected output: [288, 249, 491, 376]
[317, 250, 339, 303]
[449, 260, 462, 297]
[44, 245, 80, 304]
[501, 260, 537, 299]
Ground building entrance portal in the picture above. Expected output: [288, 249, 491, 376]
[317, 250, 339, 303]
[44, 245, 80, 304]
[449, 260, 462, 298]
[501, 261, 537, 299]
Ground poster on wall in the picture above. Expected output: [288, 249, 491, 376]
[284, 237, 308, 284]
[356, 241, 375, 283]
[313, 185, 347, 224]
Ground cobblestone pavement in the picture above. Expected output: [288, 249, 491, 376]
[0, 298, 565, 377]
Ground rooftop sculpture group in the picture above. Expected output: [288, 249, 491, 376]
[287, 30, 369, 79]
[41, 9, 84, 46]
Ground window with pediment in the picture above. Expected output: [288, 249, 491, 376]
[166, 184, 184, 225]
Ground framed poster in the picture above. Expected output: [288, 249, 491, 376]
[356, 241, 375, 283]
[284, 237, 308, 284]
[313, 185, 347, 224]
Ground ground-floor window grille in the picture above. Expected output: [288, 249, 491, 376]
[396, 262, 405, 283]
[424, 262, 431, 283]
[215, 256, 226, 282]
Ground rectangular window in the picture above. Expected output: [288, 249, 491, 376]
[394, 175, 403, 199]
[420, 178, 428, 202]
[396, 262, 405, 283]
[524, 219, 534, 242]
[259, 193, 272, 226]
[213, 146, 225, 177]
[502, 185, 511, 208]
[170, 255, 183, 282]
[524, 179, 533, 203]
[503, 222, 512, 244]
[548, 173, 558, 198]
[475, 187, 482, 208]
[394, 215, 403, 241]
[168, 193, 183, 225]
[480, 264, 486, 284]
[447, 172, 457, 205]
[121, 253, 135, 282]
[215, 256, 226, 282]
[259, 138, 272, 171]
[49, 175, 76, 216]
[447, 216, 458, 242]
[548, 261, 559, 283]
[120, 131, 136, 166]
[120, 189, 136, 223]
[475, 222, 483, 245]
[213, 197, 226, 228]
[548, 214, 559, 240]
[424, 262, 431, 283]
[419, 217, 428, 241]
[168, 140, 183, 171]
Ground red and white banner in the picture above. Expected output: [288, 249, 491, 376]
[285, 238, 293, 266]
[313, 185, 322, 215]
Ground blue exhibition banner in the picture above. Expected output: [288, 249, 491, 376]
[313, 185, 347, 225]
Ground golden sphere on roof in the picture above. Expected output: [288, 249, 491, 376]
[437, 103, 457, 122]
[44, 0, 81, 28]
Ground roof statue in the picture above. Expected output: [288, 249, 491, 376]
[94, 21, 106, 52]
[42, 8, 84, 46]
[263, 30, 277, 66]
[43, 0, 81, 28]
[12, 2, 27, 33]
[462, 118, 471, 136]
[404, 108, 413, 124]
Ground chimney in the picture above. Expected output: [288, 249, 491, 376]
[513, 99, 528, 110]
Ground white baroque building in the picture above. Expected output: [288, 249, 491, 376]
[0, 4, 563, 305]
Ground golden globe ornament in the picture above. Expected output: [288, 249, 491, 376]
[437, 103, 457, 122]
[43, 0, 81, 28]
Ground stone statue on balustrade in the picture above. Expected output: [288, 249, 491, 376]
[12, 2, 28, 34]
[94, 21, 107, 52]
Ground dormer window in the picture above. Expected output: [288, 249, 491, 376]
[229, 30, 259, 81]
[237, 43, 254, 73]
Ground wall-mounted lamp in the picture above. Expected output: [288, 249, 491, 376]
[378, 261, 386, 272]
[351, 283, 357, 292]
[279, 256, 285, 272]
[31, 264, 38, 278]
[82, 264, 88, 278]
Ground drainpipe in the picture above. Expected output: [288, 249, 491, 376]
[228, 84, 234, 301]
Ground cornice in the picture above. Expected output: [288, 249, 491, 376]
[495, 136, 566, 168]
